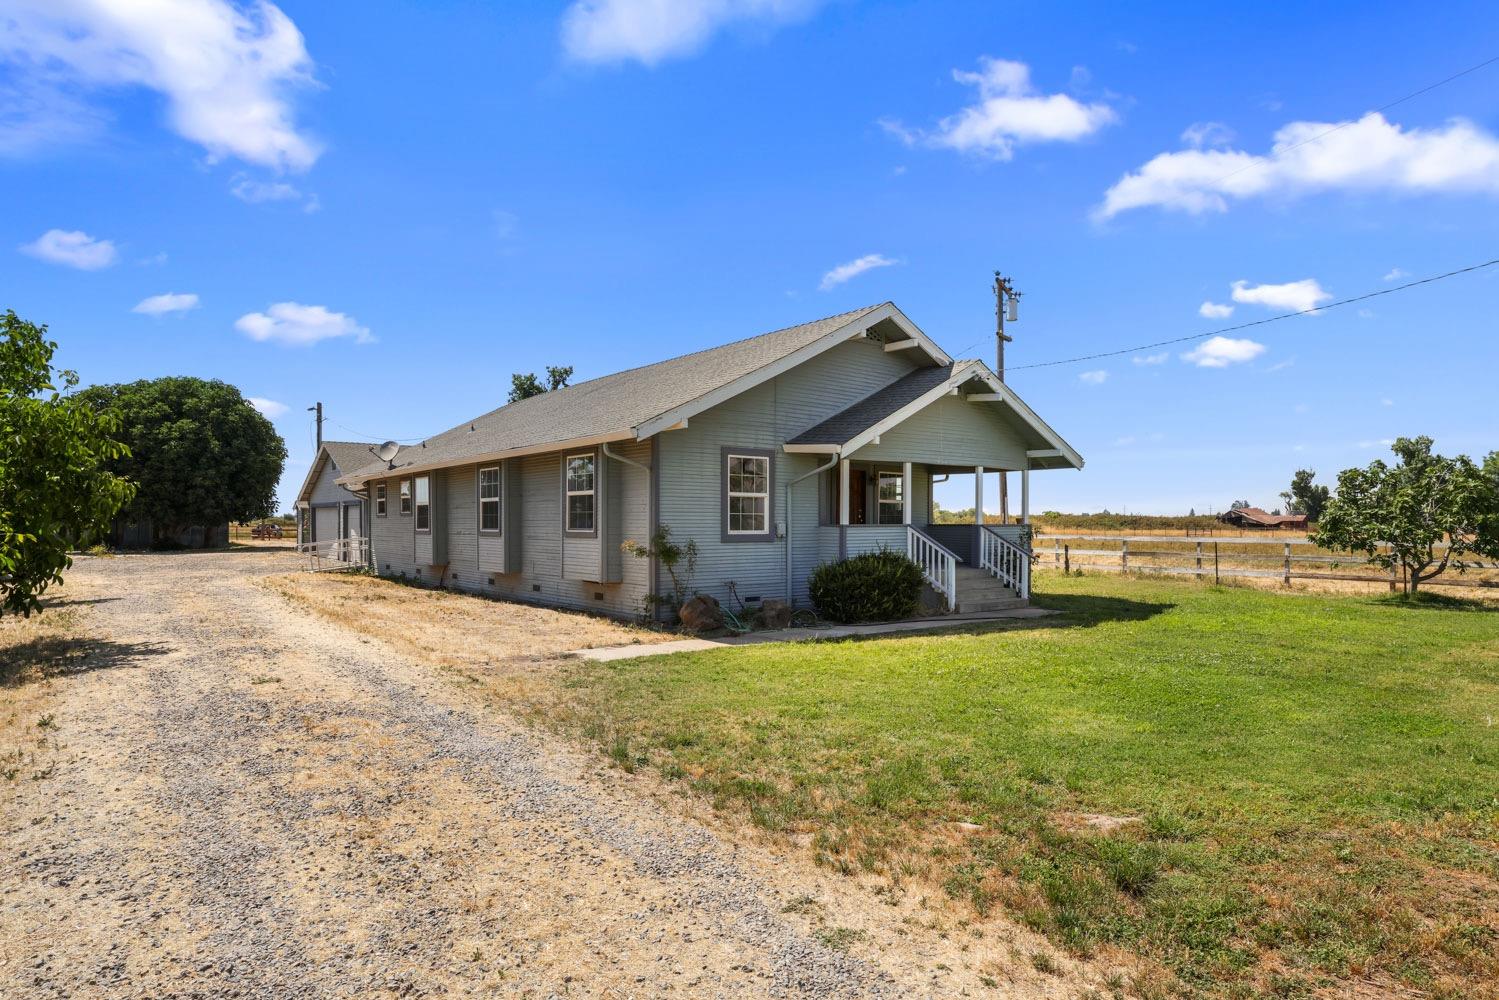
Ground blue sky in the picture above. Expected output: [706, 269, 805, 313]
[4, 0, 1497, 516]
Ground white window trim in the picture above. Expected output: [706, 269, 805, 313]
[375, 483, 387, 517]
[399, 477, 412, 516]
[414, 474, 431, 533]
[726, 452, 771, 536]
[478, 465, 502, 535]
[876, 469, 904, 525]
[564, 452, 596, 535]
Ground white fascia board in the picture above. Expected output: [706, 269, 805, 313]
[295, 449, 329, 505]
[838, 361, 982, 455]
[782, 443, 841, 454]
[631, 302, 953, 440]
[1026, 448, 1065, 459]
[967, 365, 1085, 470]
[883, 338, 923, 353]
[335, 429, 636, 488]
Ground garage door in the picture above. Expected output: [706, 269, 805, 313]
[313, 507, 338, 555]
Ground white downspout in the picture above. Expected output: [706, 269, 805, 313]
[601, 441, 652, 596]
[785, 451, 840, 604]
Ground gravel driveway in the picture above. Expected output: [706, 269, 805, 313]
[1, 551, 1082, 1000]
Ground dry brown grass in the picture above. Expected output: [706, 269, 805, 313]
[1, 592, 85, 785]
[262, 573, 678, 704]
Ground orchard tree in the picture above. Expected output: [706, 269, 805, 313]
[77, 377, 286, 542]
[1313, 436, 1499, 594]
[507, 364, 573, 402]
[1280, 469, 1330, 520]
[1, 311, 134, 616]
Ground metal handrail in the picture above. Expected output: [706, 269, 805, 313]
[299, 534, 368, 572]
[907, 525, 957, 611]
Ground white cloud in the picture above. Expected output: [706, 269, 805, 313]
[1380, 397, 1394, 407]
[1181, 336, 1265, 368]
[1078, 369, 1109, 384]
[561, 0, 823, 66]
[1358, 438, 1395, 449]
[132, 292, 199, 316]
[819, 253, 898, 291]
[20, 228, 117, 269]
[1133, 352, 1168, 365]
[1097, 112, 1499, 219]
[0, 0, 320, 171]
[235, 302, 373, 347]
[1231, 278, 1332, 313]
[1198, 300, 1234, 319]
[248, 396, 288, 418]
[1265, 358, 1296, 373]
[1181, 121, 1234, 149]
[1383, 267, 1409, 281]
[881, 57, 1116, 161]
[1113, 435, 1136, 446]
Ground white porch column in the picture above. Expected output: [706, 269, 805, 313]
[838, 458, 850, 526]
[1021, 467, 1030, 524]
[974, 466, 985, 523]
[901, 462, 912, 525]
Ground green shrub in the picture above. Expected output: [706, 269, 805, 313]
[807, 547, 924, 623]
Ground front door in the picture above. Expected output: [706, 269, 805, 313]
[848, 469, 868, 524]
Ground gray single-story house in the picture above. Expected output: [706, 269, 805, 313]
[295, 440, 378, 560]
[337, 302, 1083, 617]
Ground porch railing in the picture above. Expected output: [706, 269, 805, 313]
[299, 534, 368, 572]
[908, 526, 958, 611]
[979, 526, 1031, 600]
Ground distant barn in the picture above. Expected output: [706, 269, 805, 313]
[1217, 507, 1309, 530]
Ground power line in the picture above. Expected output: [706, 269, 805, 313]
[1007, 256, 1499, 372]
[329, 419, 431, 444]
[1213, 53, 1499, 186]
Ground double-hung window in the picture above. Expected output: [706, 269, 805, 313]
[564, 453, 595, 533]
[375, 483, 387, 517]
[399, 478, 412, 516]
[478, 466, 501, 533]
[877, 470, 904, 525]
[725, 451, 771, 538]
[414, 475, 430, 532]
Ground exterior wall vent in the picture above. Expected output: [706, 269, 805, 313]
[531, 583, 541, 592]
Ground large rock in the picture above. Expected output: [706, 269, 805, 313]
[678, 594, 723, 632]
[759, 598, 791, 630]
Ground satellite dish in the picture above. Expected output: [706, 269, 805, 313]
[373, 440, 400, 465]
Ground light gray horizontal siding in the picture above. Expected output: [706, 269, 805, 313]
[850, 392, 1028, 469]
[307, 455, 359, 506]
[660, 338, 919, 607]
[842, 525, 907, 558]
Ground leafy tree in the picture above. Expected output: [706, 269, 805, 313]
[1312, 436, 1499, 594]
[77, 377, 286, 543]
[1280, 468, 1330, 520]
[1230, 499, 1251, 510]
[1485, 450, 1499, 487]
[1, 311, 134, 616]
[508, 364, 574, 403]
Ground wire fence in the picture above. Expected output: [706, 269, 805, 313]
[1035, 533, 1499, 593]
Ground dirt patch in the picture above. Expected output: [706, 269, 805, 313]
[262, 571, 677, 669]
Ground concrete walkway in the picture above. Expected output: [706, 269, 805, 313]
[573, 606, 1058, 662]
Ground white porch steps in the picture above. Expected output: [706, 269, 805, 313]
[954, 565, 1027, 612]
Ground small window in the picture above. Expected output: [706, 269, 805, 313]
[726, 452, 770, 535]
[414, 475, 430, 532]
[877, 470, 904, 525]
[478, 466, 501, 533]
[399, 478, 412, 516]
[565, 453, 595, 533]
[375, 483, 387, 517]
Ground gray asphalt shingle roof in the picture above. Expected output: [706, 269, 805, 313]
[786, 364, 958, 446]
[344, 303, 887, 480]
[321, 440, 378, 476]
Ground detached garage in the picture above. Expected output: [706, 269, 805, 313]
[295, 441, 375, 564]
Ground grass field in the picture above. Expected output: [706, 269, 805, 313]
[544, 573, 1499, 998]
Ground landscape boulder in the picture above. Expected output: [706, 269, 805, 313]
[677, 594, 722, 632]
[759, 598, 791, 629]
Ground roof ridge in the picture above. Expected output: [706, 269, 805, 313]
[414, 301, 889, 446]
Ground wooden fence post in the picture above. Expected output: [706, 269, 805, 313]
[1121, 538, 1129, 575]
[1284, 541, 1292, 587]
[1195, 541, 1203, 579]
[1064, 544, 1070, 575]
[1213, 542, 1220, 584]
[1054, 538, 1061, 567]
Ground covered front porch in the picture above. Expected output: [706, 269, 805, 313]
[784, 357, 1083, 614]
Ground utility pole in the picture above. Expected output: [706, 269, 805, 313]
[308, 401, 323, 449]
[993, 272, 1020, 522]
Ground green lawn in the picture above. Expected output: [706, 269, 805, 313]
[549, 573, 1499, 998]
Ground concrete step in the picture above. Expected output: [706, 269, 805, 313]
[956, 597, 1029, 612]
